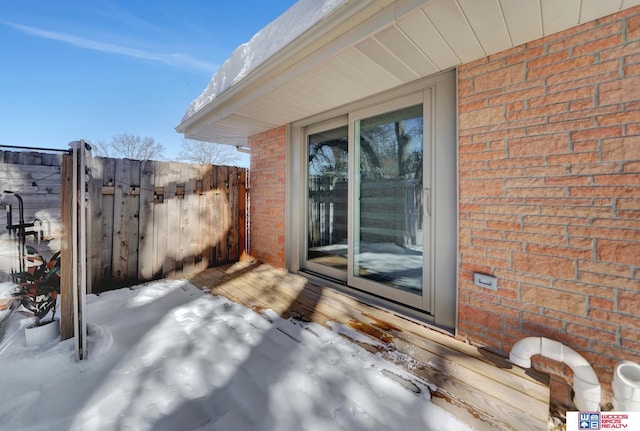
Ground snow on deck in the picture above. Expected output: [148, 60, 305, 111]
[0, 279, 471, 431]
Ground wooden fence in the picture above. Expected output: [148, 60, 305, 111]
[63, 155, 247, 293]
[0, 150, 63, 281]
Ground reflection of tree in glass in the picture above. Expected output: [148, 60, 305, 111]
[360, 117, 423, 180]
[309, 136, 348, 177]
[306, 108, 423, 181]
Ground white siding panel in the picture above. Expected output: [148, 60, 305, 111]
[423, 0, 485, 62]
[580, 0, 624, 22]
[374, 25, 439, 77]
[500, 0, 542, 46]
[275, 86, 331, 114]
[355, 38, 419, 82]
[622, 0, 640, 8]
[541, 0, 581, 35]
[289, 74, 360, 107]
[322, 56, 381, 94]
[307, 64, 372, 101]
[225, 114, 276, 133]
[458, 0, 513, 53]
[240, 88, 326, 124]
[322, 55, 393, 100]
[337, 47, 404, 88]
[398, 10, 460, 69]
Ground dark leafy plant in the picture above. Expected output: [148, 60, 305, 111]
[12, 247, 61, 327]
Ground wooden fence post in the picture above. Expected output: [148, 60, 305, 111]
[59, 142, 90, 361]
[60, 154, 73, 340]
[238, 168, 247, 258]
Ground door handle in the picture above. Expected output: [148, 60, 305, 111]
[424, 188, 431, 217]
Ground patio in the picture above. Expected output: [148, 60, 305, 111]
[179, 261, 551, 431]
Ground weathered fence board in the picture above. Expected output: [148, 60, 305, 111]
[163, 163, 181, 277]
[100, 159, 116, 287]
[138, 160, 154, 281]
[152, 163, 169, 279]
[60, 154, 73, 340]
[85, 157, 247, 292]
[87, 156, 103, 292]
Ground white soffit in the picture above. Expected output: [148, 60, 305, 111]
[179, 0, 640, 145]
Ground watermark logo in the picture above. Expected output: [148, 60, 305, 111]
[568, 411, 638, 430]
[578, 412, 600, 430]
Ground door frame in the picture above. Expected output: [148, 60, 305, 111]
[287, 70, 458, 332]
[302, 116, 349, 282]
[347, 91, 431, 310]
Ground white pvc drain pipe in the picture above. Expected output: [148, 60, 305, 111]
[613, 361, 640, 412]
[509, 336, 601, 411]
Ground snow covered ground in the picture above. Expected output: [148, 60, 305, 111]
[0, 279, 473, 430]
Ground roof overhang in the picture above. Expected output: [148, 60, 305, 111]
[177, 0, 640, 146]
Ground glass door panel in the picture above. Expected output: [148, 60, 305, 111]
[305, 124, 349, 280]
[351, 101, 428, 308]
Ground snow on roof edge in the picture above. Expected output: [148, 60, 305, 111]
[183, 0, 348, 122]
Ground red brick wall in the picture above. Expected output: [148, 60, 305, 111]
[458, 7, 640, 407]
[248, 126, 287, 268]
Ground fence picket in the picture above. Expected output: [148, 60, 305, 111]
[216, 166, 229, 263]
[152, 162, 169, 280]
[111, 158, 129, 282]
[182, 164, 197, 274]
[138, 159, 154, 280]
[87, 156, 103, 293]
[164, 162, 182, 276]
[200, 164, 214, 271]
[228, 167, 240, 261]
[100, 158, 116, 286]
[125, 160, 141, 281]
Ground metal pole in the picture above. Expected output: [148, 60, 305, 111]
[14, 193, 25, 274]
[3, 192, 26, 273]
[71, 143, 81, 360]
[79, 142, 87, 360]
[0, 144, 71, 153]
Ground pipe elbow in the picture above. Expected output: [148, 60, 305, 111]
[510, 337, 601, 411]
[509, 336, 542, 369]
[540, 338, 599, 385]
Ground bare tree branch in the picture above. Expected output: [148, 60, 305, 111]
[178, 139, 241, 166]
[94, 133, 165, 161]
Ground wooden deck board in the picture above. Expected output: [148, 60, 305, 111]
[178, 263, 550, 431]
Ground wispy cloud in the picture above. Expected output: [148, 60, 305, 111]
[1, 20, 217, 72]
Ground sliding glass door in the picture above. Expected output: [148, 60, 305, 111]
[305, 119, 349, 281]
[304, 93, 431, 310]
[294, 73, 457, 328]
[349, 93, 430, 310]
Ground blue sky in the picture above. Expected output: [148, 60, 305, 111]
[0, 0, 298, 163]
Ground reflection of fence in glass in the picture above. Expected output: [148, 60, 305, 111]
[359, 179, 423, 248]
[356, 179, 424, 293]
[307, 176, 423, 249]
[307, 175, 347, 249]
